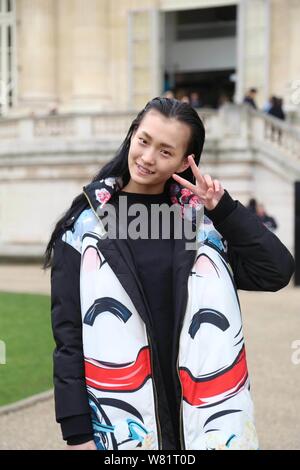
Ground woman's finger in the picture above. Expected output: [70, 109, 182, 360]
[214, 179, 220, 192]
[203, 174, 213, 189]
[205, 186, 214, 199]
[187, 155, 205, 185]
[172, 172, 197, 193]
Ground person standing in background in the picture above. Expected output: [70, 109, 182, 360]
[243, 88, 258, 109]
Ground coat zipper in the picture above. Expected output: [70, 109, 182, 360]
[146, 330, 163, 450]
[175, 270, 195, 450]
[83, 189, 163, 450]
[176, 351, 184, 450]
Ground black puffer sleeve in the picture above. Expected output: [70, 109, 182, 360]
[51, 236, 93, 440]
[207, 191, 295, 291]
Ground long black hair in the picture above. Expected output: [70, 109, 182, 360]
[44, 96, 205, 268]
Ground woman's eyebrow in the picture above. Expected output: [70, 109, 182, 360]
[140, 130, 176, 150]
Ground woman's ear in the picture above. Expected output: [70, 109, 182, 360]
[176, 154, 194, 174]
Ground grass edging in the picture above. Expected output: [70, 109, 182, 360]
[0, 389, 54, 416]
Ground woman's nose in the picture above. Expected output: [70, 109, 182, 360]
[141, 148, 156, 164]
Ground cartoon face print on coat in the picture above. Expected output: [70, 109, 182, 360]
[81, 240, 150, 366]
[84, 298, 151, 393]
[177, 240, 258, 449]
[179, 245, 247, 409]
[88, 389, 155, 450]
[80, 235, 158, 450]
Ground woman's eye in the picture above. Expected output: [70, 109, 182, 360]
[138, 138, 147, 144]
[161, 150, 171, 157]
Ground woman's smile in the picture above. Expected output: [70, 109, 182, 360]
[136, 162, 155, 176]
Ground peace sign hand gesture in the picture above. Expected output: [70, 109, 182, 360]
[172, 155, 225, 211]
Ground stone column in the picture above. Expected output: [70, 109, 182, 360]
[269, 0, 300, 110]
[238, 0, 270, 108]
[56, 0, 73, 112]
[69, 0, 110, 112]
[17, 0, 57, 114]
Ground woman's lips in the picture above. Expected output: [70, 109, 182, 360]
[136, 163, 155, 176]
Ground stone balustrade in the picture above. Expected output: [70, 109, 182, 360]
[0, 108, 221, 143]
[0, 104, 299, 258]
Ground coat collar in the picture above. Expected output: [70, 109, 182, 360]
[83, 176, 204, 233]
[82, 175, 228, 258]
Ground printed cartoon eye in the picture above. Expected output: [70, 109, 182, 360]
[83, 297, 132, 326]
[189, 308, 230, 339]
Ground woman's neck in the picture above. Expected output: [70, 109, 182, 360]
[122, 180, 165, 195]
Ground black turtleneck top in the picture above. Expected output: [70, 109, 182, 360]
[114, 190, 179, 437]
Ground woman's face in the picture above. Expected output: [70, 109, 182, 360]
[126, 109, 192, 194]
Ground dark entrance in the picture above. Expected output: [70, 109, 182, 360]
[174, 69, 235, 108]
[164, 5, 237, 108]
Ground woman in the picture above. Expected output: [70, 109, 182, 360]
[45, 97, 294, 450]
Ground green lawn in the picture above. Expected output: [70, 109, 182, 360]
[0, 292, 54, 407]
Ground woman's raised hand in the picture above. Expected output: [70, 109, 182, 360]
[172, 155, 225, 210]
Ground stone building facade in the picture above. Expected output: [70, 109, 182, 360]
[0, 0, 299, 261]
[1, 0, 300, 116]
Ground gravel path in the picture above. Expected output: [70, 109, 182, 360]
[0, 264, 50, 295]
[0, 395, 64, 450]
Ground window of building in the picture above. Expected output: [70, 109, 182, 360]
[0, 0, 16, 115]
[176, 6, 237, 41]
